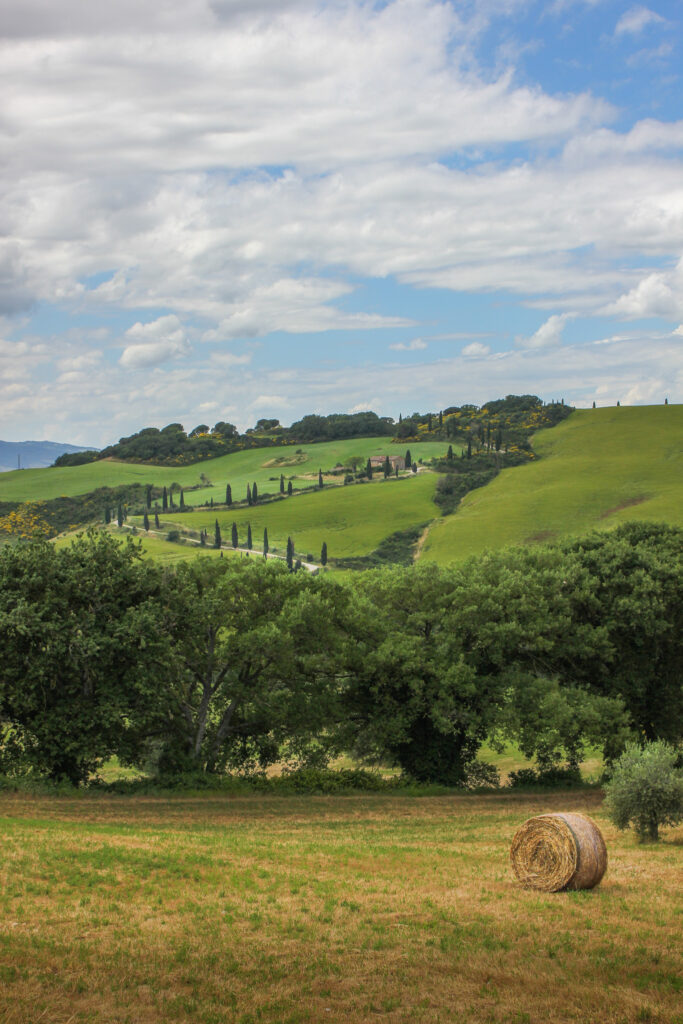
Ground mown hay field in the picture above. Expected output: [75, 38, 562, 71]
[1, 790, 681, 1024]
[0, 439, 449, 505]
[423, 406, 683, 565]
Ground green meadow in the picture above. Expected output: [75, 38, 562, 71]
[1, 789, 680, 1024]
[53, 529, 236, 566]
[0, 438, 448, 505]
[147, 472, 438, 561]
[5, 406, 682, 567]
[423, 405, 683, 565]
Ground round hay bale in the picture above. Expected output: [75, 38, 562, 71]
[510, 813, 607, 892]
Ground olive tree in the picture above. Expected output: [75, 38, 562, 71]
[605, 741, 683, 841]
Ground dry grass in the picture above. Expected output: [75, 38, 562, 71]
[510, 813, 608, 892]
[0, 790, 681, 1024]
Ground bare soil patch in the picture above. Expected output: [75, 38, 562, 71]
[599, 495, 649, 518]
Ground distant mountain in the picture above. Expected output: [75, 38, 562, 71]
[0, 440, 95, 474]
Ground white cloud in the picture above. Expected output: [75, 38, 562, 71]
[1, 330, 680, 445]
[389, 338, 428, 351]
[516, 314, 572, 349]
[250, 394, 289, 410]
[462, 342, 491, 357]
[120, 314, 190, 369]
[0, 0, 622, 331]
[604, 258, 683, 320]
[210, 351, 253, 367]
[615, 6, 665, 36]
[0, 0, 682, 441]
[674, 324, 683, 336]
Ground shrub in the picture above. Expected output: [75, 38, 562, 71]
[507, 765, 583, 789]
[604, 740, 683, 841]
[465, 760, 500, 790]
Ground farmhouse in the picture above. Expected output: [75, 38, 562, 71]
[369, 455, 405, 470]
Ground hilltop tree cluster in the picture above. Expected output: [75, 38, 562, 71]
[52, 396, 572, 468]
[0, 522, 679, 787]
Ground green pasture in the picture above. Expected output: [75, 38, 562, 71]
[1, 789, 680, 1024]
[423, 405, 683, 564]
[0, 438, 448, 505]
[141, 472, 438, 561]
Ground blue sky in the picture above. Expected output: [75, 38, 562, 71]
[0, 0, 681, 446]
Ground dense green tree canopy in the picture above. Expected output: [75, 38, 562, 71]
[156, 558, 349, 773]
[0, 532, 166, 784]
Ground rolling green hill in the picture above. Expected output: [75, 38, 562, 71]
[146, 471, 438, 561]
[8, 406, 682, 568]
[422, 405, 682, 565]
[0, 438, 447, 505]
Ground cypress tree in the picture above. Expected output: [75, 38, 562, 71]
[366, 458, 373, 479]
[246, 483, 252, 505]
[169, 490, 175, 508]
[617, 400, 620, 407]
[104, 507, 111, 525]
[154, 512, 160, 529]
[252, 482, 258, 503]
[117, 504, 124, 528]
[247, 523, 252, 550]
[495, 428, 502, 452]
[180, 489, 185, 509]
[383, 455, 391, 478]
[399, 412, 402, 423]
[467, 439, 472, 459]
[280, 474, 285, 494]
[200, 529, 206, 547]
[287, 480, 293, 496]
[395, 463, 399, 477]
[146, 485, 152, 509]
[286, 536, 294, 570]
[143, 511, 150, 531]
[214, 520, 221, 549]
[318, 468, 323, 488]
[321, 542, 327, 566]
[226, 483, 232, 505]
[412, 462, 417, 473]
[162, 486, 168, 511]
[439, 410, 443, 428]
[232, 522, 238, 549]
[665, 397, 668, 405]
[447, 445, 453, 461]
[592, 401, 596, 409]
[263, 527, 269, 557]
[405, 449, 412, 469]
[210, 497, 214, 507]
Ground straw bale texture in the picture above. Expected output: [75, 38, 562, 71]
[510, 812, 607, 892]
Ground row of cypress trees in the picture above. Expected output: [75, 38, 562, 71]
[198, 520, 328, 568]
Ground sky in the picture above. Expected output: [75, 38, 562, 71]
[1, 0, 682, 446]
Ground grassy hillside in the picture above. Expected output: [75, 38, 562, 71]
[0, 438, 448, 505]
[422, 405, 682, 565]
[146, 471, 438, 561]
[53, 528, 236, 566]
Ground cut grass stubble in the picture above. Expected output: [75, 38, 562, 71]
[0, 790, 681, 1024]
